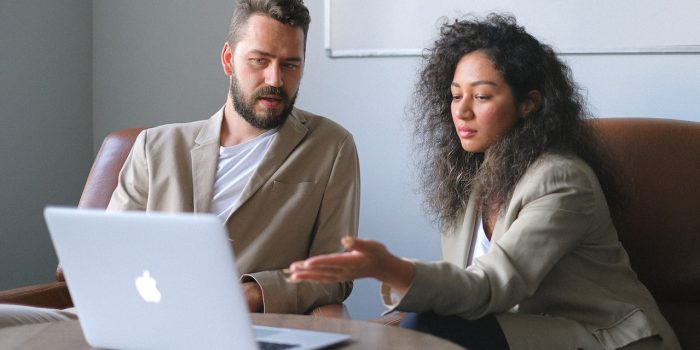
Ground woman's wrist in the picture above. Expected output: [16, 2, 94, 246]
[380, 257, 416, 295]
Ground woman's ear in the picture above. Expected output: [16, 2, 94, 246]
[519, 90, 542, 118]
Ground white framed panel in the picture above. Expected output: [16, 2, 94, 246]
[324, 0, 700, 57]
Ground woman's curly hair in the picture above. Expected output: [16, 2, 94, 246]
[411, 14, 620, 228]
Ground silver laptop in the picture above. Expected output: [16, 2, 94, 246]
[44, 206, 350, 350]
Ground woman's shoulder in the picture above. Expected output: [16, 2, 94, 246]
[508, 151, 607, 219]
[529, 151, 594, 177]
[518, 151, 600, 195]
[533, 151, 586, 167]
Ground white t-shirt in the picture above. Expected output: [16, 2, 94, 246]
[388, 212, 491, 304]
[467, 213, 491, 266]
[211, 129, 277, 221]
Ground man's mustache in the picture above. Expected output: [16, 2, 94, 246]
[253, 86, 288, 101]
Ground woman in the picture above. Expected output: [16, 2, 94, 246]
[288, 14, 680, 350]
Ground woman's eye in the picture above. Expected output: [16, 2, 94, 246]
[451, 95, 462, 101]
[475, 95, 491, 101]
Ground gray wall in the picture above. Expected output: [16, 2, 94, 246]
[0, 1, 93, 290]
[2, 0, 698, 321]
[92, 0, 232, 147]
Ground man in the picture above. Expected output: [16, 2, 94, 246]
[0, 0, 359, 327]
[107, 0, 359, 314]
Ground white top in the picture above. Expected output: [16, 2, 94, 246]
[388, 213, 491, 304]
[211, 129, 277, 221]
[467, 214, 491, 266]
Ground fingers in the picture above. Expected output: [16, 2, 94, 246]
[295, 237, 381, 268]
[288, 269, 349, 284]
[287, 253, 352, 279]
[286, 253, 357, 284]
[286, 265, 351, 283]
[341, 236, 356, 250]
[287, 255, 362, 283]
[341, 236, 380, 252]
[285, 237, 388, 284]
[289, 264, 345, 274]
[297, 251, 358, 268]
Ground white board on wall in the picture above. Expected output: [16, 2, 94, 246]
[324, 0, 700, 57]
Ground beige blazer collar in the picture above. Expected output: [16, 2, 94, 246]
[441, 188, 481, 267]
[225, 108, 309, 218]
[191, 108, 224, 213]
[189, 107, 309, 215]
[490, 208, 508, 243]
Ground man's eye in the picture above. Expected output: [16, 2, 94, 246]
[251, 58, 266, 65]
[283, 63, 300, 70]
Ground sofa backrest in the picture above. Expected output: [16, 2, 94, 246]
[592, 117, 700, 348]
[78, 128, 145, 209]
[56, 128, 144, 283]
[77, 120, 700, 346]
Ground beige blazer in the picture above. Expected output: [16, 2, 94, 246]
[383, 153, 679, 350]
[108, 107, 360, 314]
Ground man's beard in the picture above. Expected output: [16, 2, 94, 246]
[229, 76, 297, 130]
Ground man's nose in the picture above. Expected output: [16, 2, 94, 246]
[264, 64, 283, 87]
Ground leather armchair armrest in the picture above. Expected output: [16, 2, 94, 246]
[305, 303, 350, 319]
[369, 311, 405, 326]
[0, 282, 72, 310]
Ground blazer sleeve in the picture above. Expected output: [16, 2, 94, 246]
[384, 159, 598, 319]
[244, 133, 360, 314]
[107, 130, 149, 211]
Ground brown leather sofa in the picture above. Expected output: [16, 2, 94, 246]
[2, 118, 698, 343]
[594, 118, 699, 349]
[0, 127, 347, 318]
[372, 118, 700, 349]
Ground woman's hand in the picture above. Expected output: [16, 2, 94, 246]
[287, 237, 416, 294]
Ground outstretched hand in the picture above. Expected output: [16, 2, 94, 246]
[287, 237, 416, 294]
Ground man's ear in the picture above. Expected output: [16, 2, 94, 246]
[221, 42, 233, 77]
[519, 90, 542, 118]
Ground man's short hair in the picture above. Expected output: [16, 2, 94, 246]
[227, 0, 311, 49]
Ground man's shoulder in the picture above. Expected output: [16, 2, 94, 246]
[290, 108, 352, 139]
[138, 117, 214, 150]
[144, 119, 208, 138]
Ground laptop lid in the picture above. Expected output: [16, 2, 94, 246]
[44, 207, 349, 350]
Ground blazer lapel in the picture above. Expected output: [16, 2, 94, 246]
[441, 189, 480, 267]
[490, 202, 508, 243]
[225, 109, 308, 216]
[191, 109, 223, 213]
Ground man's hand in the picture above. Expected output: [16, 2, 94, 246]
[242, 281, 263, 313]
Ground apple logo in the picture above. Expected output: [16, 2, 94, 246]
[135, 270, 162, 303]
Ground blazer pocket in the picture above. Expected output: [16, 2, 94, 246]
[592, 309, 657, 350]
[271, 181, 316, 197]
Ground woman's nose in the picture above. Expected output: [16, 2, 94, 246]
[453, 100, 473, 120]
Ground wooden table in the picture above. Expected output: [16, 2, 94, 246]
[0, 313, 464, 349]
